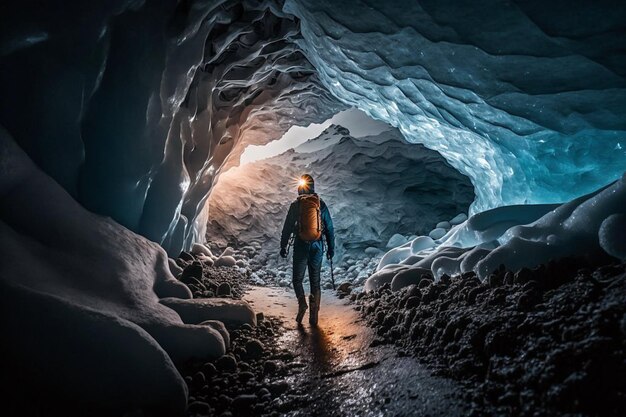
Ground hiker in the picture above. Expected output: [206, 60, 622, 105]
[280, 174, 335, 326]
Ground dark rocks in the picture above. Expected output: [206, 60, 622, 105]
[179, 251, 195, 261]
[354, 258, 626, 417]
[514, 267, 533, 285]
[488, 273, 503, 288]
[466, 286, 485, 304]
[240, 323, 254, 332]
[238, 371, 255, 382]
[418, 276, 433, 289]
[193, 371, 206, 388]
[216, 355, 238, 373]
[202, 362, 217, 378]
[244, 339, 264, 359]
[268, 381, 289, 396]
[405, 296, 420, 309]
[217, 282, 232, 296]
[263, 360, 279, 375]
[516, 290, 538, 310]
[503, 271, 514, 285]
[187, 401, 210, 414]
[337, 282, 351, 293]
[232, 394, 258, 413]
[180, 261, 204, 284]
[180, 314, 291, 417]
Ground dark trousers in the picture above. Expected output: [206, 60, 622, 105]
[292, 239, 323, 299]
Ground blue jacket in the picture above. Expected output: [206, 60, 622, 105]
[280, 194, 335, 253]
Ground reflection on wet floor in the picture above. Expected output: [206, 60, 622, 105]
[296, 325, 335, 374]
[245, 286, 467, 416]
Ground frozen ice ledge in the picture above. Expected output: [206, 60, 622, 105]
[1, 0, 625, 254]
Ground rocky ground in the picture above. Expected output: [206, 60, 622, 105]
[178, 313, 307, 417]
[352, 257, 626, 417]
[173, 246, 325, 416]
[172, 242, 625, 417]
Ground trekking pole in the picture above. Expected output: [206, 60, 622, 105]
[329, 257, 336, 290]
[286, 234, 294, 256]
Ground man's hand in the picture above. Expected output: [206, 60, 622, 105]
[280, 247, 288, 258]
[326, 249, 334, 260]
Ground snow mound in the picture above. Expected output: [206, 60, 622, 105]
[215, 255, 237, 267]
[368, 174, 626, 290]
[387, 233, 408, 248]
[600, 214, 626, 260]
[191, 243, 213, 257]
[0, 128, 230, 413]
[450, 213, 468, 225]
[428, 228, 447, 240]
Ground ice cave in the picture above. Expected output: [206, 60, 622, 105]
[0, 1, 625, 416]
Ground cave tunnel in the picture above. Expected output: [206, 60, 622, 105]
[1, 1, 625, 416]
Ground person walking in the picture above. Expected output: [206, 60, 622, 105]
[280, 174, 335, 326]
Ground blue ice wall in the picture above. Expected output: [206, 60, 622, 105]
[287, 0, 626, 213]
[1, 0, 625, 254]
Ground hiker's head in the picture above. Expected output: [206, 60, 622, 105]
[297, 174, 315, 195]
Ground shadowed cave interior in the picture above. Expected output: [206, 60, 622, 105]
[0, 1, 625, 416]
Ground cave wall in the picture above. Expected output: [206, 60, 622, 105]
[0, 0, 344, 255]
[1, 0, 625, 255]
[286, 0, 626, 212]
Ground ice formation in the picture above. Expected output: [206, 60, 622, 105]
[0, 0, 344, 256]
[367, 174, 626, 291]
[1, 0, 625, 412]
[0, 127, 257, 412]
[287, 0, 626, 213]
[2, 0, 625, 256]
[206, 125, 474, 260]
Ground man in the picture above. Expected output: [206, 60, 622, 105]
[280, 174, 334, 326]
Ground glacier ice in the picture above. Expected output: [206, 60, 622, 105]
[0, 0, 345, 256]
[2, 0, 625, 257]
[368, 174, 626, 290]
[285, 0, 626, 213]
[0, 127, 257, 413]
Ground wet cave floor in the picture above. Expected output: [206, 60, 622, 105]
[177, 254, 626, 417]
[245, 287, 466, 417]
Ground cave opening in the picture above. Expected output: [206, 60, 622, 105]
[207, 107, 476, 277]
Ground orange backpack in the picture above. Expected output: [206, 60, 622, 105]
[297, 194, 322, 241]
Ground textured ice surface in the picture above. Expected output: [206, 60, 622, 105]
[206, 126, 474, 260]
[0, 1, 344, 255]
[286, 0, 626, 212]
[2, 0, 625, 255]
[0, 128, 240, 412]
[369, 175, 626, 289]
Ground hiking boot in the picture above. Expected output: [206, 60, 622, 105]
[309, 292, 320, 326]
[296, 296, 308, 324]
